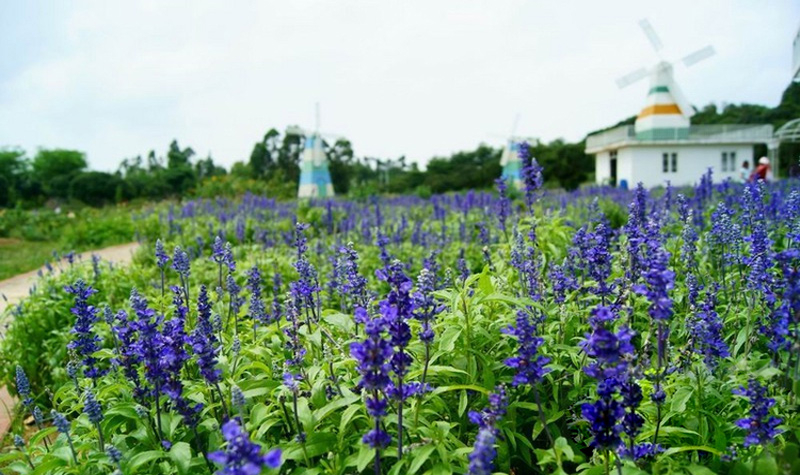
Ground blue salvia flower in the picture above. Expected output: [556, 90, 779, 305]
[586, 223, 614, 301]
[495, 178, 510, 238]
[211, 236, 227, 290]
[65, 280, 107, 380]
[246, 266, 269, 325]
[686, 286, 729, 370]
[162, 288, 202, 429]
[378, 259, 422, 459]
[457, 249, 470, 282]
[733, 380, 783, 447]
[467, 386, 507, 475]
[32, 406, 43, 426]
[339, 243, 369, 312]
[271, 273, 283, 324]
[15, 366, 32, 407]
[192, 286, 222, 385]
[503, 309, 551, 387]
[232, 385, 246, 418]
[155, 239, 169, 268]
[106, 445, 123, 467]
[580, 318, 635, 453]
[412, 267, 443, 386]
[227, 272, 243, 331]
[52, 409, 78, 464]
[518, 141, 543, 212]
[83, 389, 104, 424]
[13, 434, 24, 449]
[350, 311, 393, 461]
[291, 223, 321, 325]
[172, 246, 191, 305]
[91, 254, 101, 279]
[129, 289, 166, 439]
[616, 367, 661, 460]
[744, 184, 774, 302]
[112, 308, 147, 402]
[209, 419, 281, 474]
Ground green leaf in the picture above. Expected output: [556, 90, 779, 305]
[128, 450, 165, 473]
[356, 444, 375, 473]
[408, 444, 436, 475]
[662, 445, 722, 457]
[685, 464, 718, 475]
[458, 390, 468, 417]
[169, 442, 192, 475]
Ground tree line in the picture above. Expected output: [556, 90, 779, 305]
[2, 82, 797, 207]
[0, 132, 593, 207]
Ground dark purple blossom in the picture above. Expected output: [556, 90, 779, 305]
[65, 280, 107, 379]
[209, 419, 281, 474]
[503, 310, 550, 387]
[467, 386, 507, 475]
[733, 380, 783, 447]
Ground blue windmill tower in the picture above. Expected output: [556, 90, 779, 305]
[287, 104, 336, 198]
[497, 115, 536, 189]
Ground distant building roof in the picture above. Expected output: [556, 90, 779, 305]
[585, 124, 774, 154]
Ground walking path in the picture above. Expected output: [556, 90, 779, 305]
[0, 242, 141, 437]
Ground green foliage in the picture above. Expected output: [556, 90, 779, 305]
[32, 149, 87, 199]
[0, 184, 797, 474]
[69, 172, 123, 205]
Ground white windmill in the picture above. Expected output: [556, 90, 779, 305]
[286, 104, 337, 199]
[615, 19, 715, 140]
[496, 114, 537, 188]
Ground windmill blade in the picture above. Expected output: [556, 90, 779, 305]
[615, 67, 650, 89]
[665, 74, 695, 119]
[639, 18, 663, 52]
[681, 45, 715, 67]
[510, 113, 521, 137]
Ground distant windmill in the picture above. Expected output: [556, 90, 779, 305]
[493, 114, 537, 188]
[286, 103, 338, 198]
[616, 19, 715, 139]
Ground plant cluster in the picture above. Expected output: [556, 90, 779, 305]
[0, 169, 799, 475]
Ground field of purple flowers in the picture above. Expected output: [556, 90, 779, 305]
[0, 161, 798, 474]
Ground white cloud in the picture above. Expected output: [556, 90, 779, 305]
[0, 0, 797, 171]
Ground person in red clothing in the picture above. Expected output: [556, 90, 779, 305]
[750, 156, 771, 182]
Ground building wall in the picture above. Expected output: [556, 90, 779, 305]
[621, 144, 754, 188]
[595, 151, 611, 184]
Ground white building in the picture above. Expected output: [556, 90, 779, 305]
[586, 62, 776, 188]
[587, 124, 775, 188]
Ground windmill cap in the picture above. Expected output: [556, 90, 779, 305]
[759, 157, 770, 165]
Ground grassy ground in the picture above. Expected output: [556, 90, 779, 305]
[0, 238, 58, 281]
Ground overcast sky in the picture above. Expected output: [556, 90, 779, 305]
[1, 1, 798, 171]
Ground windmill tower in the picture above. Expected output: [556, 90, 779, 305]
[615, 19, 715, 140]
[286, 104, 336, 199]
[497, 115, 536, 188]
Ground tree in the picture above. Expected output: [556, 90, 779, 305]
[32, 149, 87, 199]
[69, 171, 123, 205]
[327, 138, 355, 194]
[249, 129, 281, 178]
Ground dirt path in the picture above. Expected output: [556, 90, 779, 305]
[0, 241, 141, 438]
[0, 242, 141, 314]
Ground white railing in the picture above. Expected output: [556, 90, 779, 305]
[586, 124, 775, 151]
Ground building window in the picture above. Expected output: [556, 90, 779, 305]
[671, 153, 677, 173]
[662, 153, 669, 173]
[730, 151, 736, 171]
[722, 152, 728, 172]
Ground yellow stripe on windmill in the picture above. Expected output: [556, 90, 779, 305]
[286, 104, 338, 199]
[615, 18, 716, 140]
